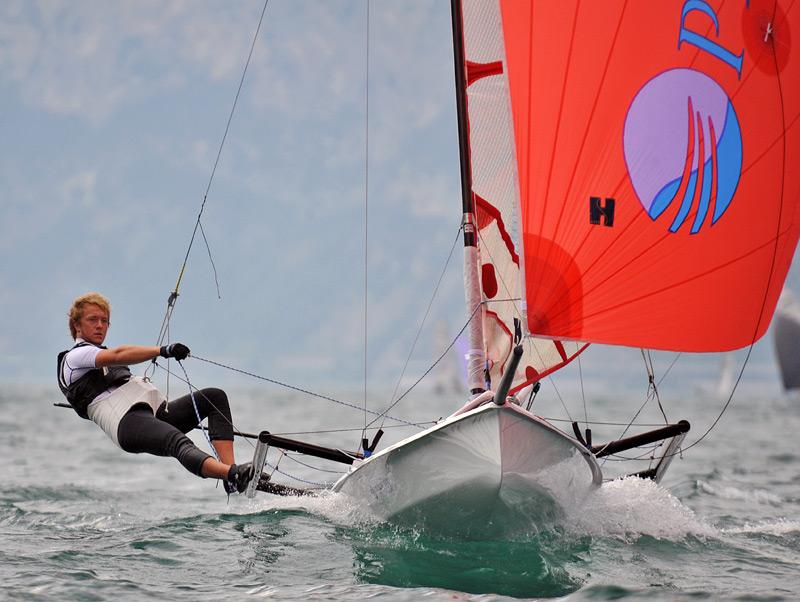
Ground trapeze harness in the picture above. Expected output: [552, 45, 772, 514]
[57, 341, 165, 448]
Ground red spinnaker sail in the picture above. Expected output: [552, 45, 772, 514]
[500, 0, 799, 351]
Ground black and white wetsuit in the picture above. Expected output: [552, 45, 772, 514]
[58, 340, 234, 476]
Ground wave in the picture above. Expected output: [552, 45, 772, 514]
[696, 479, 784, 506]
[720, 518, 800, 536]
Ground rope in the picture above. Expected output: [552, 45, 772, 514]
[281, 451, 348, 475]
[153, 360, 255, 450]
[273, 423, 432, 436]
[266, 455, 333, 487]
[638, 12, 790, 462]
[177, 360, 219, 460]
[190, 354, 424, 428]
[161, 360, 339, 487]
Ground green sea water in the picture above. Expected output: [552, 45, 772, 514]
[2, 377, 799, 601]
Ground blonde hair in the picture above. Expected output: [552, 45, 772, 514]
[68, 292, 111, 339]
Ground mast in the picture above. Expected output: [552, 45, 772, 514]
[450, 0, 486, 394]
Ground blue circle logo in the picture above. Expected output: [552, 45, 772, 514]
[623, 69, 742, 234]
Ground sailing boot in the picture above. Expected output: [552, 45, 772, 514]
[224, 462, 256, 494]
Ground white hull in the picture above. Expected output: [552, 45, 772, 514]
[332, 402, 601, 536]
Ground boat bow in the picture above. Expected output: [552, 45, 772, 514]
[332, 402, 600, 535]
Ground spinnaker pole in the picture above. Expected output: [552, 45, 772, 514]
[451, 0, 486, 394]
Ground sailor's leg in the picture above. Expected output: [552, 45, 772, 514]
[158, 389, 234, 436]
[210, 439, 234, 465]
[157, 388, 235, 463]
[117, 406, 228, 478]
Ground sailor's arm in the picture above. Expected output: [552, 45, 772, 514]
[95, 343, 190, 367]
[95, 346, 160, 367]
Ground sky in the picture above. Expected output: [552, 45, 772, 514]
[1, 1, 797, 405]
[2, 1, 470, 391]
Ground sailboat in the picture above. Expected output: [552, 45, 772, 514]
[431, 321, 468, 396]
[773, 289, 800, 392]
[240, 0, 799, 534]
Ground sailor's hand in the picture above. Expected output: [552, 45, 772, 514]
[159, 343, 190, 361]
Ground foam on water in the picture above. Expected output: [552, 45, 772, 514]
[561, 477, 715, 541]
[232, 488, 383, 530]
[227, 475, 716, 544]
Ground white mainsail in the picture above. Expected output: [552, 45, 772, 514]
[460, 0, 587, 395]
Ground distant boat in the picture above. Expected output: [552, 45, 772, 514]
[432, 320, 468, 396]
[715, 353, 736, 401]
[773, 290, 800, 392]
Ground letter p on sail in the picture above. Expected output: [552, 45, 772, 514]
[678, 0, 744, 77]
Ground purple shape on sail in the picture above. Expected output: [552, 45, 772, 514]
[623, 68, 742, 234]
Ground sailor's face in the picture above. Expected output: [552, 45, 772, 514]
[75, 304, 109, 345]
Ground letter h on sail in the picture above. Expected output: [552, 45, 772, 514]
[589, 196, 616, 227]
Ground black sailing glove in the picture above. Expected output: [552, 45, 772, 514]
[159, 343, 190, 361]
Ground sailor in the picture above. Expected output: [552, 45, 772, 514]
[57, 292, 255, 495]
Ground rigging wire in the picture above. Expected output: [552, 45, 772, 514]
[194, 422, 431, 439]
[656, 352, 682, 387]
[156, 359, 350, 487]
[280, 451, 348, 475]
[362, 0, 371, 445]
[594, 364, 663, 466]
[152, 360, 255, 450]
[677, 343, 754, 455]
[578, 353, 588, 428]
[177, 360, 219, 460]
[380, 224, 464, 429]
[366, 298, 484, 429]
[264, 457, 332, 487]
[155, 0, 270, 347]
[189, 354, 425, 428]
[544, 372, 574, 423]
[198, 221, 221, 301]
[537, 416, 681, 427]
[641, 349, 669, 423]
[271, 423, 431, 436]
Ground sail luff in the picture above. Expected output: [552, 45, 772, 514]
[451, 0, 487, 393]
[456, 0, 590, 391]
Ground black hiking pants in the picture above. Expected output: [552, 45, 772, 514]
[117, 387, 234, 476]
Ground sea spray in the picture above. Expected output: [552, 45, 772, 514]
[565, 476, 714, 541]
